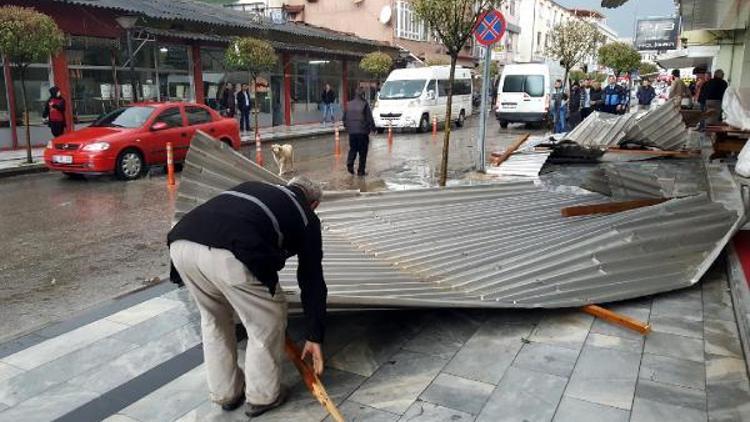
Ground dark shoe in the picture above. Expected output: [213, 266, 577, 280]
[357, 171, 368, 177]
[347, 166, 355, 175]
[246, 389, 287, 417]
[221, 390, 245, 411]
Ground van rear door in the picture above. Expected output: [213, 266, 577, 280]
[498, 75, 547, 115]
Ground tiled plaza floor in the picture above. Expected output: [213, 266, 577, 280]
[0, 263, 748, 422]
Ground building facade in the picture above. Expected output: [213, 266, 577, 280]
[0, 0, 397, 150]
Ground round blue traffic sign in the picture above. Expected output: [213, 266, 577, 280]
[474, 9, 507, 46]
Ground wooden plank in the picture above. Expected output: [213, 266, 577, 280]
[490, 133, 530, 166]
[284, 337, 345, 422]
[606, 148, 700, 158]
[581, 304, 652, 335]
[561, 198, 668, 217]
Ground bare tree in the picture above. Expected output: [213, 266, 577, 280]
[545, 19, 605, 89]
[413, 0, 502, 186]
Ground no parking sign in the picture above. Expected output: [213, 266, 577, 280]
[474, 9, 506, 46]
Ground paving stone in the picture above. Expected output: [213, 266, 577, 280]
[706, 378, 750, 422]
[328, 313, 426, 377]
[443, 321, 533, 385]
[121, 364, 209, 422]
[402, 310, 483, 360]
[650, 315, 704, 339]
[529, 311, 593, 351]
[0, 382, 100, 422]
[631, 397, 707, 422]
[644, 332, 704, 363]
[475, 366, 567, 422]
[255, 368, 367, 422]
[705, 355, 749, 385]
[325, 400, 400, 422]
[67, 321, 201, 393]
[651, 295, 703, 321]
[0, 334, 47, 360]
[0, 337, 138, 406]
[635, 379, 706, 411]
[512, 342, 579, 378]
[704, 303, 735, 322]
[102, 415, 143, 422]
[704, 319, 743, 358]
[584, 332, 643, 353]
[400, 400, 475, 421]
[111, 306, 196, 346]
[0, 362, 23, 384]
[105, 297, 183, 326]
[565, 346, 640, 410]
[0, 319, 129, 370]
[639, 353, 706, 391]
[419, 373, 494, 415]
[552, 396, 629, 422]
[350, 350, 446, 415]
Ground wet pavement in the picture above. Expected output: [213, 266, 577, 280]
[0, 117, 542, 342]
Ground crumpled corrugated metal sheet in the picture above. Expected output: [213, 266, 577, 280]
[563, 111, 634, 148]
[487, 151, 552, 177]
[175, 131, 743, 309]
[564, 100, 689, 151]
[581, 160, 708, 199]
[625, 100, 688, 150]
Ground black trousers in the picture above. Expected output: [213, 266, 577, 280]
[347, 134, 369, 174]
[239, 108, 251, 132]
[49, 121, 65, 137]
[581, 107, 593, 121]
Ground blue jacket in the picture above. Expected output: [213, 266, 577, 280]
[603, 84, 627, 107]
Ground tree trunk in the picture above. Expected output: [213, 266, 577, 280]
[438, 55, 458, 187]
[252, 75, 259, 138]
[19, 67, 32, 164]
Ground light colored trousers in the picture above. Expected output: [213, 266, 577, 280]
[170, 240, 287, 405]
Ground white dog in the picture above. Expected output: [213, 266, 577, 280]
[271, 144, 294, 176]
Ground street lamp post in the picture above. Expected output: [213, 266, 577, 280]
[115, 16, 140, 103]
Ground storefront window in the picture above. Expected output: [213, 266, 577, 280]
[291, 57, 342, 124]
[201, 46, 228, 109]
[346, 60, 379, 104]
[12, 65, 52, 125]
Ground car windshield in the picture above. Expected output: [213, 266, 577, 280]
[92, 106, 156, 128]
[379, 80, 426, 99]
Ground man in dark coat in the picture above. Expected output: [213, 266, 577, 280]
[236, 83, 253, 133]
[42, 86, 66, 137]
[699, 69, 728, 125]
[601, 75, 627, 114]
[636, 79, 657, 111]
[168, 176, 326, 418]
[320, 83, 336, 126]
[219, 82, 236, 117]
[568, 81, 582, 129]
[343, 87, 376, 176]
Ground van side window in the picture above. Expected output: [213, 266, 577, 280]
[426, 80, 436, 96]
[438, 79, 471, 97]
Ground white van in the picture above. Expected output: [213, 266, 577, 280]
[495, 63, 552, 128]
[372, 66, 473, 132]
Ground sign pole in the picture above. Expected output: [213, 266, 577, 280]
[477, 46, 492, 173]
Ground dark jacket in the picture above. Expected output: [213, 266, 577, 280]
[43, 97, 66, 123]
[167, 181, 327, 342]
[220, 88, 236, 111]
[589, 88, 603, 109]
[568, 87, 582, 113]
[699, 78, 728, 104]
[321, 88, 336, 105]
[603, 84, 627, 108]
[236, 90, 253, 111]
[637, 85, 656, 105]
[343, 96, 376, 135]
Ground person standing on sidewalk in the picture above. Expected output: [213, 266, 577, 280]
[601, 75, 627, 115]
[590, 80, 603, 112]
[551, 79, 564, 131]
[237, 83, 253, 133]
[219, 82, 236, 118]
[42, 86, 66, 137]
[320, 83, 336, 126]
[580, 79, 593, 121]
[568, 82, 582, 130]
[343, 87, 376, 176]
[636, 79, 656, 111]
[699, 69, 728, 125]
[168, 176, 327, 418]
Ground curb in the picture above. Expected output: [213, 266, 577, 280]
[0, 163, 48, 179]
[240, 127, 344, 145]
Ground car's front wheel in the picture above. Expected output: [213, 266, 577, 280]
[115, 149, 144, 181]
[417, 114, 430, 133]
[499, 120, 509, 129]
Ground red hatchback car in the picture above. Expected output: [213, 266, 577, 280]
[44, 102, 241, 180]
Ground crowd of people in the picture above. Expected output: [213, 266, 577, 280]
[551, 75, 629, 133]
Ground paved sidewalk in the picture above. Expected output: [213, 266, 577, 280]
[0, 148, 46, 177]
[0, 262, 747, 422]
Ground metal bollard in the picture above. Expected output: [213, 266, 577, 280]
[432, 116, 437, 137]
[334, 125, 341, 155]
[166, 141, 175, 186]
[255, 131, 264, 166]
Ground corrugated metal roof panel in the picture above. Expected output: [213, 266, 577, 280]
[175, 131, 743, 309]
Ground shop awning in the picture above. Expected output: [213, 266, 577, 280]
[656, 46, 720, 69]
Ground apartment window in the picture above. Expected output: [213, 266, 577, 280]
[396, 1, 428, 41]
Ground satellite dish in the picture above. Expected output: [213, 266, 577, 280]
[379, 5, 392, 25]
